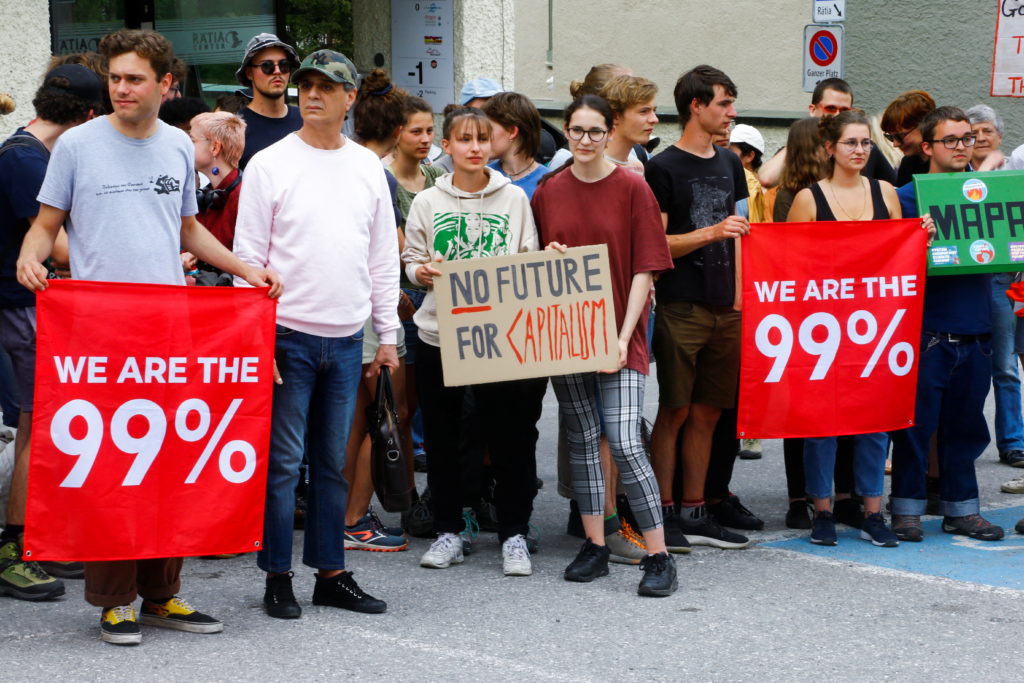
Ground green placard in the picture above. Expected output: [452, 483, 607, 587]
[914, 170, 1024, 275]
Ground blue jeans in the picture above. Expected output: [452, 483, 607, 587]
[889, 333, 992, 517]
[804, 433, 889, 499]
[990, 273, 1024, 453]
[257, 325, 363, 573]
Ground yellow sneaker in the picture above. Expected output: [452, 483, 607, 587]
[140, 596, 223, 633]
[100, 605, 141, 645]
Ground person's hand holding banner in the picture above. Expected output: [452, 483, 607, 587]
[738, 219, 927, 439]
[24, 280, 276, 561]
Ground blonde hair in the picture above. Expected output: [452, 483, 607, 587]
[569, 63, 630, 99]
[0, 93, 14, 115]
[190, 112, 246, 167]
[599, 75, 657, 117]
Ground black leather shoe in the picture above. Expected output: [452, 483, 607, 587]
[312, 572, 386, 613]
[264, 572, 301, 619]
[637, 552, 678, 597]
[563, 539, 610, 582]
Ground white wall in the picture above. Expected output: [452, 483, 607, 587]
[0, 0, 52, 138]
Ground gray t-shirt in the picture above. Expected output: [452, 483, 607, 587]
[37, 116, 197, 285]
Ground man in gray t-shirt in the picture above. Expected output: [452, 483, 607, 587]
[17, 29, 281, 648]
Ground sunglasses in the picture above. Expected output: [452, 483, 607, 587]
[820, 105, 852, 114]
[883, 130, 913, 145]
[252, 59, 292, 76]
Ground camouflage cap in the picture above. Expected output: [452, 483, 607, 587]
[291, 50, 359, 88]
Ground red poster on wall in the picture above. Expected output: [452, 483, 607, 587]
[738, 219, 927, 439]
[23, 280, 276, 561]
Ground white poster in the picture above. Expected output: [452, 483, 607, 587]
[391, 0, 455, 110]
[992, 0, 1024, 96]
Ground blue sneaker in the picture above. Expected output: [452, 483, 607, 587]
[859, 512, 899, 547]
[810, 511, 837, 546]
[344, 515, 409, 552]
[460, 508, 480, 555]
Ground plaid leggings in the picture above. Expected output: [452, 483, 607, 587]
[551, 369, 663, 532]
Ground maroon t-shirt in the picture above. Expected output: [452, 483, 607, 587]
[531, 166, 673, 374]
[197, 168, 241, 250]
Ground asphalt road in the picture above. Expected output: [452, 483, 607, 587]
[5, 383, 1024, 682]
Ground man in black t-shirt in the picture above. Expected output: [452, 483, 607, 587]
[644, 65, 751, 552]
[235, 33, 302, 168]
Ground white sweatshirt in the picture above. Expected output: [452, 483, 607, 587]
[234, 133, 400, 342]
[401, 168, 538, 348]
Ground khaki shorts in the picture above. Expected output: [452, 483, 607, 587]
[652, 301, 740, 409]
[361, 317, 406, 365]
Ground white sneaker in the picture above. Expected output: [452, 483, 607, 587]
[1002, 476, 1024, 494]
[420, 533, 464, 568]
[502, 534, 532, 576]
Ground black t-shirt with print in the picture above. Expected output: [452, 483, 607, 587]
[645, 145, 748, 306]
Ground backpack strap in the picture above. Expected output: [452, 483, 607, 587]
[0, 133, 49, 161]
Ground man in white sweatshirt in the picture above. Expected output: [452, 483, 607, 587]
[233, 49, 400, 620]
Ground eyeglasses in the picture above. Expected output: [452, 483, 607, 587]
[820, 105, 852, 114]
[837, 139, 874, 151]
[882, 129, 913, 144]
[928, 135, 977, 149]
[253, 59, 292, 75]
[567, 127, 608, 142]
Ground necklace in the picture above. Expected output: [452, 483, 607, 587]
[827, 177, 867, 220]
[503, 160, 536, 179]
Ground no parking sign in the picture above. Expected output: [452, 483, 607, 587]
[803, 24, 844, 92]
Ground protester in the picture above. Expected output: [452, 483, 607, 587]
[163, 56, 187, 102]
[644, 65, 751, 550]
[786, 110, 903, 547]
[547, 64, 634, 171]
[881, 90, 936, 187]
[390, 96, 444, 221]
[158, 96, 210, 131]
[0, 64, 104, 602]
[235, 33, 301, 168]
[17, 28, 281, 645]
[233, 50, 397, 619]
[481, 91, 549, 198]
[531, 94, 677, 595]
[402, 106, 547, 576]
[889, 106, 1002, 542]
[728, 123, 766, 223]
[190, 112, 245, 252]
[599, 75, 659, 175]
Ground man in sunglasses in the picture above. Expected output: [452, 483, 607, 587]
[889, 106, 1003, 544]
[235, 33, 302, 169]
[759, 78, 895, 187]
[881, 90, 936, 187]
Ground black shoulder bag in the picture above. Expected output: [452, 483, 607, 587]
[366, 367, 413, 512]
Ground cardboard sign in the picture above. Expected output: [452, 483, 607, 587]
[738, 219, 926, 439]
[992, 0, 1024, 97]
[433, 246, 618, 386]
[24, 280, 276, 561]
[914, 170, 1024, 275]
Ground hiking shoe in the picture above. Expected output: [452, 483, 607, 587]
[264, 571, 301, 619]
[100, 605, 141, 645]
[892, 514, 924, 542]
[637, 552, 677, 597]
[564, 539, 610, 583]
[460, 508, 480, 555]
[312, 571, 386, 613]
[810, 510, 837, 546]
[999, 449, 1024, 467]
[345, 514, 409, 552]
[833, 498, 862, 529]
[401, 489, 434, 538]
[1001, 476, 1024, 494]
[708, 495, 764, 531]
[420, 533, 464, 569]
[502, 534, 532, 576]
[0, 539, 65, 601]
[37, 561, 85, 579]
[677, 507, 750, 549]
[942, 514, 1005, 541]
[786, 501, 812, 529]
[739, 438, 762, 460]
[860, 512, 899, 547]
[606, 520, 647, 565]
[140, 596, 223, 633]
[662, 509, 692, 554]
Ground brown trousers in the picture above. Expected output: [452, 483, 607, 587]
[84, 557, 183, 608]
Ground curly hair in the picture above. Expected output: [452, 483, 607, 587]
[99, 29, 175, 80]
[32, 74, 102, 125]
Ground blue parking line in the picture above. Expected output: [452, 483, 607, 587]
[765, 506, 1024, 590]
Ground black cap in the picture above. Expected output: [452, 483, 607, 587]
[43, 64, 104, 106]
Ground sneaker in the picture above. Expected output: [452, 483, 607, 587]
[263, 571, 301, 619]
[367, 507, 405, 537]
[401, 489, 434, 539]
[460, 508, 480, 555]
[637, 552, 677, 597]
[100, 605, 141, 645]
[1016, 517, 1024, 534]
[0, 539, 65, 601]
[942, 514, 1005, 541]
[662, 509, 692, 554]
[859, 512, 899, 547]
[1001, 476, 1024, 494]
[563, 538, 610, 582]
[502, 534, 532, 576]
[810, 510, 838, 545]
[708, 495, 764, 531]
[891, 514, 924, 542]
[420, 533, 464, 569]
[140, 596, 224, 633]
[606, 520, 647, 565]
[311, 571, 387, 613]
[677, 507, 750, 549]
[37, 561, 85, 579]
[999, 449, 1024, 467]
[345, 514, 409, 552]
[525, 523, 541, 554]
[739, 438, 763, 460]
[833, 498, 862, 529]
[785, 501, 812, 530]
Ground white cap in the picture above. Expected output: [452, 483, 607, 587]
[730, 124, 765, 154]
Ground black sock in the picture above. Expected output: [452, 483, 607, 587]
[1, 524, 24, 543]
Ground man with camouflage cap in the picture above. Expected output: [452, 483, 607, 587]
[233, 50, 400, 620]
[236, 32, 301, 168]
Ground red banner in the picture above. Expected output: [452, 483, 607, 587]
[24, 280, 276, 561]
[738, 219, 927, 438]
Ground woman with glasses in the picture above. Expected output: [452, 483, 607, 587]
[531, 95, 677, 596]
[787, 109, 902, 548]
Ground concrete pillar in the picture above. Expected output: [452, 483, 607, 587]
[0, 0, 52, 138]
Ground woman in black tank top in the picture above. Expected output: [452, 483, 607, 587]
[786, 111, 902, 548]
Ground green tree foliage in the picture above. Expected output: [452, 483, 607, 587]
[284, 0, 353, 58]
